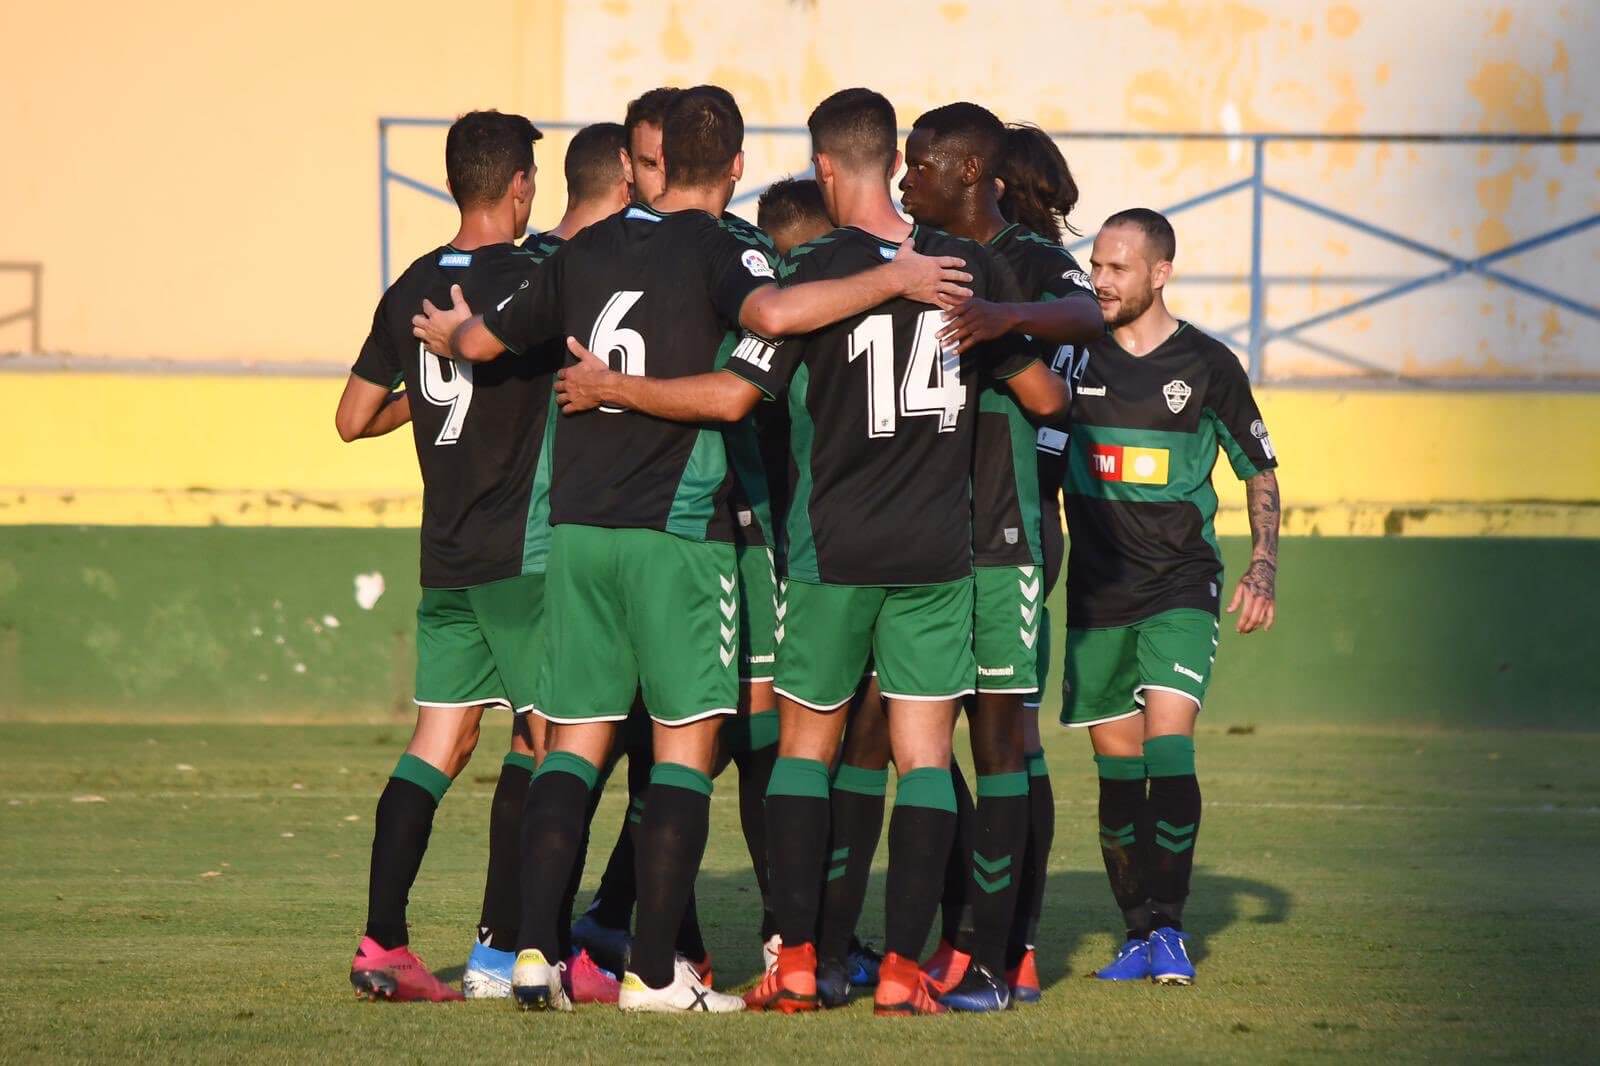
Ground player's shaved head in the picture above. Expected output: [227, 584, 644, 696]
[445, 110, 543, 209]
[1104, 207, 1177, 263]
[808, 88, 898, 173]
[912, 102, 1004, 179]
[660, 85, 745, 190]
[564, 122, 627, 201]
[624, 87, 680, 135]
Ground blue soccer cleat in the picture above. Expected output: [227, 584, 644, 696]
[937, 962, 1012, 1013]
[816, 957, 851, 1009]
[846, 937, 881, 988]
[1094, 937, 1151, 981]
[571, 905, 632, 978]
[462, 939, 516, 999]
[1148, 928, 1195, 985]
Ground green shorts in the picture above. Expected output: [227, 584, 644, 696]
[1061, 608, 1218, 727]
[774, 576, 975, 710]
[1023, 605, 1052, 710]
[541, 524, 738, 726]
[974, 564, 1045, 694]
[414, 572, 546, 713]
[737, 542, 778, 683]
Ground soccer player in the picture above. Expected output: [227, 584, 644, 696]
[414, 85, 973, 1014]
[1066, 208, 1280, 985]
[897, 105, 1101, 1009]
[337, 110, 560, 1003]
[552, 87, 1064, 1017]
[757, 177, 832, 255]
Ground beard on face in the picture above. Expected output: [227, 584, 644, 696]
[1103, 283, 1155, 330]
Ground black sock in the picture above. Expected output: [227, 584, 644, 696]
[968, 771, 1030, 974]
[476, 752, 533, 952]
[939, 760, 976, 949]
[885, 767, 957, 960]
[632, 763, 713, 989]
[1007, 749, 1054, 967]
[516, 753, 598, 958]
[587, 748, 650, 931]
[766, 757, 832, 948]
[1096, 753, 1150, 939]
[364, 754, 452, 950]
[673, 889, 707, 962]
[817, 763, 888, 962]
[556, 777, 604, 962]
[732, 713, 779, 940]
[1143, 735, 1200, 931]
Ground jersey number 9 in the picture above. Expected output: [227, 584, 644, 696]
[419, 343, 474, 446]
[589, 290, 647, 413]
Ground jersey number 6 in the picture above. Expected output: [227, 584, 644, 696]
[589, 290, 646, 413]
[848, 310, 965, 438]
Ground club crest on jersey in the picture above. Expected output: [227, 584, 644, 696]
[1163, 379, 1191, 413]
[741, 248, 775, 279]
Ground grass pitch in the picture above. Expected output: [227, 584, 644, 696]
[1, 717, 1597, 1064]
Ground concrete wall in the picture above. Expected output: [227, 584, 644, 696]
[2, 1, 1595, 378]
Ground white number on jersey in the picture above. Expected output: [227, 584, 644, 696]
[847, 310, 965, 438]
[589, 290, 646, 414]
[418, 343, 473, 446]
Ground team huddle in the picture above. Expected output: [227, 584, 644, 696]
[335, 84, 1281, 1016]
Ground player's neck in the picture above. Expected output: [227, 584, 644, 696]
[450, 203, 518, 251]
[947, 195, 1009, 245]
[833, 183, 910, 244]
[653, 182, 730, 218]
[548, 198, 615, 241]
[1113, 299, 1181, 357]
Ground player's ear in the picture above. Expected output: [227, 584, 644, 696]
[1151, 258, 1173, 289]
[889, 149, 904, 180]
[619, 147, 635, 186]
[814, 152, 833, 183]
[731, 150, 745, 183]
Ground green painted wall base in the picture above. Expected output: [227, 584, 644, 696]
[0, 528, 1594, 727]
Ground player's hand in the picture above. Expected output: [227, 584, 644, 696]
[554, 336, 615, 414]
[892, 239, 972, 309]
[411, 284, 473, 357]
[1226, 558, 1277, 634]
[937, 297, 1016, 354]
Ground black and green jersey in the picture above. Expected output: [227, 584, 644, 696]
[352, 240, 561, 589]
[1063, 322, 1278, 628]
[724, 225, 1035, 587]
[984, 223, 1097, 503]
[483, 202, 777, 543]
[717, 212, 780, 551]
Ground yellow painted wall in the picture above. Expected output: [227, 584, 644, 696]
[2, 1, 1595, 379]
[3, 373, 1595, 535]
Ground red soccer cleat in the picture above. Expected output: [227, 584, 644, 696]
[744, 941, 818, 1013]
[1007, 948, 1041, 1004]
[563, 948, 622, 1005]
[687, 952, 715, 990]
[920, 938, 971, 996]
[349, 937, 464, 1002]
[875, 951, 947, 1017]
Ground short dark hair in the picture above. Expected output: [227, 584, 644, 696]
[998, 123, 1081, 240]
[564, 122, 627, 200]
[1103, 207, 1177, 262]
[912, 101, 1004, 178]
[807, 88, 897, 172]
[660, 85, 744, 189]
[757, 178, 829, 235]
[624, 86, 680, 135]
[445, 110, 542, 209]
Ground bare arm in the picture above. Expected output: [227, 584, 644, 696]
[1226, 469, 1280, 633]
[335, 375, 412, 442]
[1000, 360, 1069, 419]
[554, 337, 762, 422]
[411, 285, 508, 363]
[938, 292, 1104, 354]
[739, 239, 973, 337]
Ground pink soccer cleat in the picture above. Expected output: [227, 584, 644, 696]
[563, 948, 621, 1004]
[920, 939, 971, 996]
[350, 937, 464, 1002]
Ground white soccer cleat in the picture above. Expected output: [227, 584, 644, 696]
[511, 949, 573, 1012]
[618, 956, 746, 1013]
[762, 933, 782, 974]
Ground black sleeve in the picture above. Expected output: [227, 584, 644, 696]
[703, 223, 778, 326]
[481, 255, 562, 356]
[979, 248, 1045, 381]
[1036, 247, 1097, 304]
[351, 295, 403, 388]
[1205, 346, 1279, 478]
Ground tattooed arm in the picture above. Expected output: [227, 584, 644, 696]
[1226, 469, 1279, 634]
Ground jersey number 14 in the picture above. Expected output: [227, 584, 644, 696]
[848, 310, 964, 438]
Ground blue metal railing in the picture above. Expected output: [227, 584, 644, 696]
[379, 117, 1600, 387]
